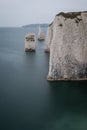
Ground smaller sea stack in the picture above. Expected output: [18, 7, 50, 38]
[25, 33, 36, 52]
[38, 26, 44, 41]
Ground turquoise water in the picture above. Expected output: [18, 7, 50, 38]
[0, 27, 87, 130]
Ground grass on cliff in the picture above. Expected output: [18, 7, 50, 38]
[56, 11, 87, 19]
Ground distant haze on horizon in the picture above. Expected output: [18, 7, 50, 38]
[0, 0, 87, 27]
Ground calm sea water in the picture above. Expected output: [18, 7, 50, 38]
[0, 26, 87, 130]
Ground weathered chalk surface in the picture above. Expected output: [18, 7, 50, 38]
[25, 33, 36, 52]
[45, 11, 87, 80]
[45, 24, 53, 52]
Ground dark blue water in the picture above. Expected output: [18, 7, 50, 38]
[0, 27, 87, 130]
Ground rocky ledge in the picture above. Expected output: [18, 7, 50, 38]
[45, 11, 87, 81]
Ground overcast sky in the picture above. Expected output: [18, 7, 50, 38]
[0, 0, 87, 26]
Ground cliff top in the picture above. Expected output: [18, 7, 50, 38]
[56, 11, 87, 19]
[49, 11, 87, 27]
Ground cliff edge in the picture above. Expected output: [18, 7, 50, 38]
[45, 11, 87, 80]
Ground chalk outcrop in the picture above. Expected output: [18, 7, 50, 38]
[25, 33, 36, 52]
[45, 11, 87, 80]
[38, 26, 45, 41]
[45, 24, 53, 52]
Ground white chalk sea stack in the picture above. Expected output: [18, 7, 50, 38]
[45, 11, 87, 80]
[25, 33, 36, 52]
[38, 26, 45, 41]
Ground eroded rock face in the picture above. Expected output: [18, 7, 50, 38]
[46, 11, 87, 80]
[44, 23, 53, 52]
[25, 33, 36, 52]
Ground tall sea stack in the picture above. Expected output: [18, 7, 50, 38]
[45, 11, 87, 80]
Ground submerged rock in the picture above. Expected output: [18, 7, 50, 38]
[45, 11, 87, 81]
[25, 33, 36, 52]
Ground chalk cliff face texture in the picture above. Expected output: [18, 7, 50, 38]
[46, 11, 87, 80]
[45, 24, 53, 52]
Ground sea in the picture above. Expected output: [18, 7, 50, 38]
[0, 25, 87, 130]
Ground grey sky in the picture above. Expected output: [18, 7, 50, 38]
[0, 0, 87, 26]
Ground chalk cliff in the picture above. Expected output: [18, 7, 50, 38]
[45, 11, 87, 80]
